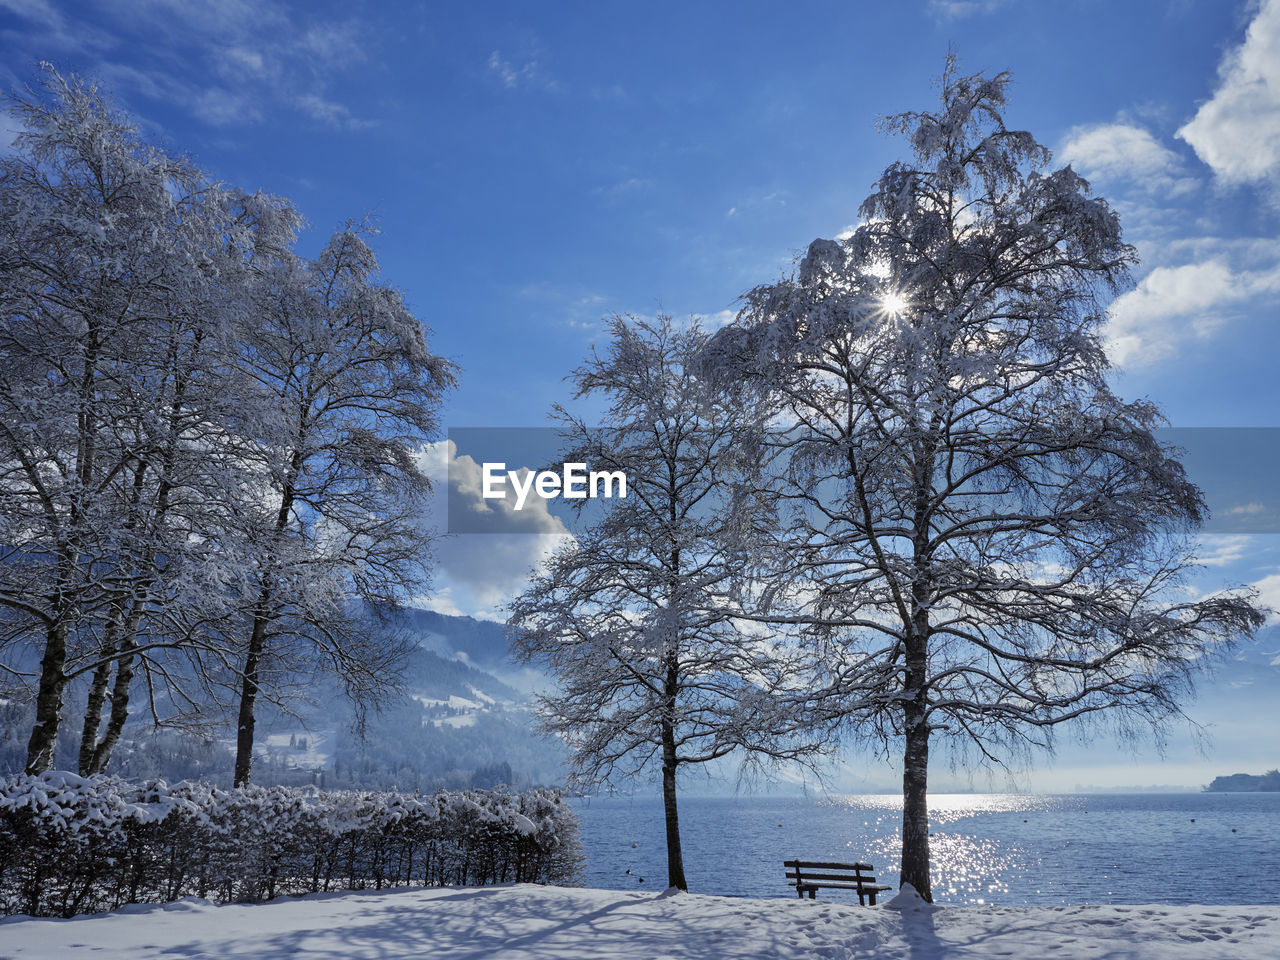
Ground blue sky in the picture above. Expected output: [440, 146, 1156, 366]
[3, 0, 1279, 788]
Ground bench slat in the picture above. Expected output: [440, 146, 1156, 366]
[784, 860, 874, 870]
[787, 871, 879, 884]
[791, 881, 891, 892]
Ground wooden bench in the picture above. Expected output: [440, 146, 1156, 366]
[784, 859, 892, 905]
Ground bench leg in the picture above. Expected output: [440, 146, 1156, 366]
[868, 892, 877, 906]
[807, 888, 816, 900]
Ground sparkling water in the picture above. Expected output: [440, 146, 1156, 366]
[570, 792, 1280, 905]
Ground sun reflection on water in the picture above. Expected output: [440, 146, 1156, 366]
[862, 830, 1027, 901]
[823, 794, 1076, 904]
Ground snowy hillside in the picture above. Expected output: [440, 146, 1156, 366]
[231, 616, 565, 792]
[403, 608, 514, 668]
[0, 611, 565, 792]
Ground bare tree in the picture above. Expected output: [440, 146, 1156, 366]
[510, 315, 824, 891]
[0, 67, 432, 783]
[228, 227, 456, 786]
[0, 67, 298, 773]
[71, 189, 295, 775]
[704, 60, 1266, 901]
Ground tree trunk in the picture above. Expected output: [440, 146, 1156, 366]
[660, 716, 687, 891]
[900, 710, 931, 900]
[78, 589, 146, 774]
[233, 451, 301, 788]
[30, 325, 102, 775]
[233, 598, 271, 787]
[901, 464, 935, 900]
[26, 621, 69, 773]
[656, 488, 689, 893]
[900, 591, 934, 900]
[78, 596, 127, 773]
[85, 463, 170, 774]
[78, 651, 114, 774]
[89, 639, 138, 774]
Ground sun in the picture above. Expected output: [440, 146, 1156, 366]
[879, 291, 909, 316]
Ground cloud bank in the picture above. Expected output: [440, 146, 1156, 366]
[415, 440, 572, 621]
[1178, 0, 1280, 188]
[1060, 122, 1197, 196]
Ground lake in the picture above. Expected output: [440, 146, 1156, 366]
[569, 793, 1280, 905]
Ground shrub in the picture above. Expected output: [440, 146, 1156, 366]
[0, 772, 582, 917]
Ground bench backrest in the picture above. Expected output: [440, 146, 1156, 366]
[784, 859, 878, 885]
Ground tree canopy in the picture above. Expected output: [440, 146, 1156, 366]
[702, 59, 1265, 900]
[511, 315, 822, 890]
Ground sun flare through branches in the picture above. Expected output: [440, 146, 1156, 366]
[878, 290, 909, 318]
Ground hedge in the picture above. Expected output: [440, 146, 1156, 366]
[0, 771, 583, 917]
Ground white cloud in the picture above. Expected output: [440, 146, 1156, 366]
[295, 93, 374, 130]
[1226, 502, 1269, 515]
[1178, 0, 1280, 187]
[487, 50, 557, 92]
[415, 441, 572, 621]
[299, 23, 365, 66]
[191, 86, 260, 126]
[1105, 261, 1232, 367]
[1060, 122, 1198, 196]
[487, 51, 519, 89]
[0, 0, 65, 31]
[1197, 534, 1254, 568]
[223, 45, 266, 75]
[1161, 235, 1280, 267]
[690, 309, 736, 329]
[295, 94, 346, 126]
[3, 0, 372, 130]
[1251, 572, 1280, 623]
[594, 177, 651, 201]
[1104, 259, 1280, 367]
[725, 191, 789, 220]
[927, 0, 1009, 18]
[517, 282, 614, 331]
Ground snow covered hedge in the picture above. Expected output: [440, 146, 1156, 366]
[0, 772, 583, 917]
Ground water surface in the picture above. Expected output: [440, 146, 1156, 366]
[570, 793, 1280, 905]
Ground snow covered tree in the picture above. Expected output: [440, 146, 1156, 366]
[0, 68, 441, 784]
[227, 226, 455, 786]
[71, 179, 303, 776]
[510, 315, 823, 891]
[703, 60, 1265, 900]
[0, 66, 299, 774]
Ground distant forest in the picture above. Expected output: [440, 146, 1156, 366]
[1204, 770, 1280, 792]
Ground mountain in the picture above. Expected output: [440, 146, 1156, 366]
[8, 614, 1275, 795]
[0, 610, 566, 792]
[223, 610, 566, 791]
[397, 607, 548, 694]
[402, 608, 514, 668]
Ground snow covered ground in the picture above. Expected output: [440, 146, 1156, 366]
[4, 884, 1278, 959]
